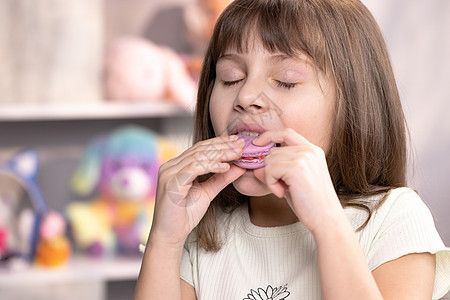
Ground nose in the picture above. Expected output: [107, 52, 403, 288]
[233, 79, 269, 114]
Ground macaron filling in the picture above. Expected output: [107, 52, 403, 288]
[232, 133, 275, 169]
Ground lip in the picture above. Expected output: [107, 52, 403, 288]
[229, 122, 267, 135]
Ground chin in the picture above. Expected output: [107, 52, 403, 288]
[232, 170, 271, 196]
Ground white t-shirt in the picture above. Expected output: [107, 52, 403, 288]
[180, 188, 450, 299]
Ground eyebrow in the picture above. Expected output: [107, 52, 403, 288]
[218, 52, 311, 65]
[217, 53, 242, 64]
[268, 53, 295, 63]
[269, 53, 313, 68]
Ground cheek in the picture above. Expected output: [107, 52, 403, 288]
[209, 87, 230, 136]
[282, 105, 334, 151]
[209, 100, 220, 135]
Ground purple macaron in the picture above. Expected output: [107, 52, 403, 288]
[232, 134, 275, 169]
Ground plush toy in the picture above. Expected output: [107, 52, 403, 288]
[103, 36, 197, 111]
[0, 149, 70, 268]
[68, 125, 178, 257]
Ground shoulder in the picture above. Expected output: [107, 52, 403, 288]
[379, 187, 427, 213]
[367, 188, 450, 299]
[362, 187, 437, 240]
[344, 187, 426, 231]
[357, 187, 447, 268]
[372, 187, 434, 229]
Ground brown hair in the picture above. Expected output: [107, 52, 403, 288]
[194, 0, 408, 251]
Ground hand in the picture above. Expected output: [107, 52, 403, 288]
[252, 128, 344, 233]
[149, 135, 246, 249]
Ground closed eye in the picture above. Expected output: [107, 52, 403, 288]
[275, 80, 297, 89]
[221, 79, 243, 86]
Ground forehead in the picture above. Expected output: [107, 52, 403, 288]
[217, 31, 313, 66]
[210, 0, 332, 75]
[219, 28, 293, 57]
[213, 15, 321, 69]
[217, 49, 313, 70]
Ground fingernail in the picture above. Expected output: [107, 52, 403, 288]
[252, 136, 262, 145]
[227, 135, 239, 141]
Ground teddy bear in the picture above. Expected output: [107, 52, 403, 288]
[103, 36, 197, 112]
[67, 125, 178, 257]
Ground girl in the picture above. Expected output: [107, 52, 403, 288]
[134, 0, 450, 299]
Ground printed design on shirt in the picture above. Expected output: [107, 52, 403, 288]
[243, 284, 290, 300]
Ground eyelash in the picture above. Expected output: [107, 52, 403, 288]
[275, 80, 297, 90]
[221, 79, 242, 86]
[222, 79, 297, 90]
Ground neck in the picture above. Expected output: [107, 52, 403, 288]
[249, 194, 299, 227]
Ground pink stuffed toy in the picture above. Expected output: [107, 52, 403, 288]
[103, 36, 197, 111]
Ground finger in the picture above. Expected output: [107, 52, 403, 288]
[264, 144, 313, 157]
[163, 159, 235, 206]
[252, 128, 312, 147]
[190, 135, 242, 153]
[168, 142, 244, 175]
[166, 136, 239, 166]
[253, 167, 286, 199]
[264, 146, 316, 165]
[200, 164, 246, 201]
[165, 137, 245, 170]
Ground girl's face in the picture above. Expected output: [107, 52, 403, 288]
[209, 38, 337, 196]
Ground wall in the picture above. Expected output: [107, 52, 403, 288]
[2, 0, 448, 243]
[363, 0, 450, 244]
[105, 0, 194, 43]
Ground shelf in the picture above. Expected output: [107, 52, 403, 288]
[0, 256, 142, 286]
[0, 101, 193, 121]
[0, 256, 141, 300]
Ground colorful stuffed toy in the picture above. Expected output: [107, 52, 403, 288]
[103, 36, 197, 111]
[68, 125, 178, 257]
[0, 149, 70, 267]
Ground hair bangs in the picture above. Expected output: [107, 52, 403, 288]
[211, 0, 327, 69]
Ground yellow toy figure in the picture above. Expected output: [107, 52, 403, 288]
[68, 125, 178, 257]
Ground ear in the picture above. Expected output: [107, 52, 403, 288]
[71, 136, 106, 197]
[8, 148, 40, 181]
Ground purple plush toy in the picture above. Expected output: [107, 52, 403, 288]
[68, 125, 178, 257]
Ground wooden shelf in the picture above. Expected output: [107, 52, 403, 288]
[0, 101, 192, 122]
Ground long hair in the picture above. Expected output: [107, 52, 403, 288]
[193, 0, 408, 251]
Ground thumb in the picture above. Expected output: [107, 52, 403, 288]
[200, 165, 246, 200]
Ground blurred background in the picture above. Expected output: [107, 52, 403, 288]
[363, 0, 450, 244]
[0, 0, 448, 299]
